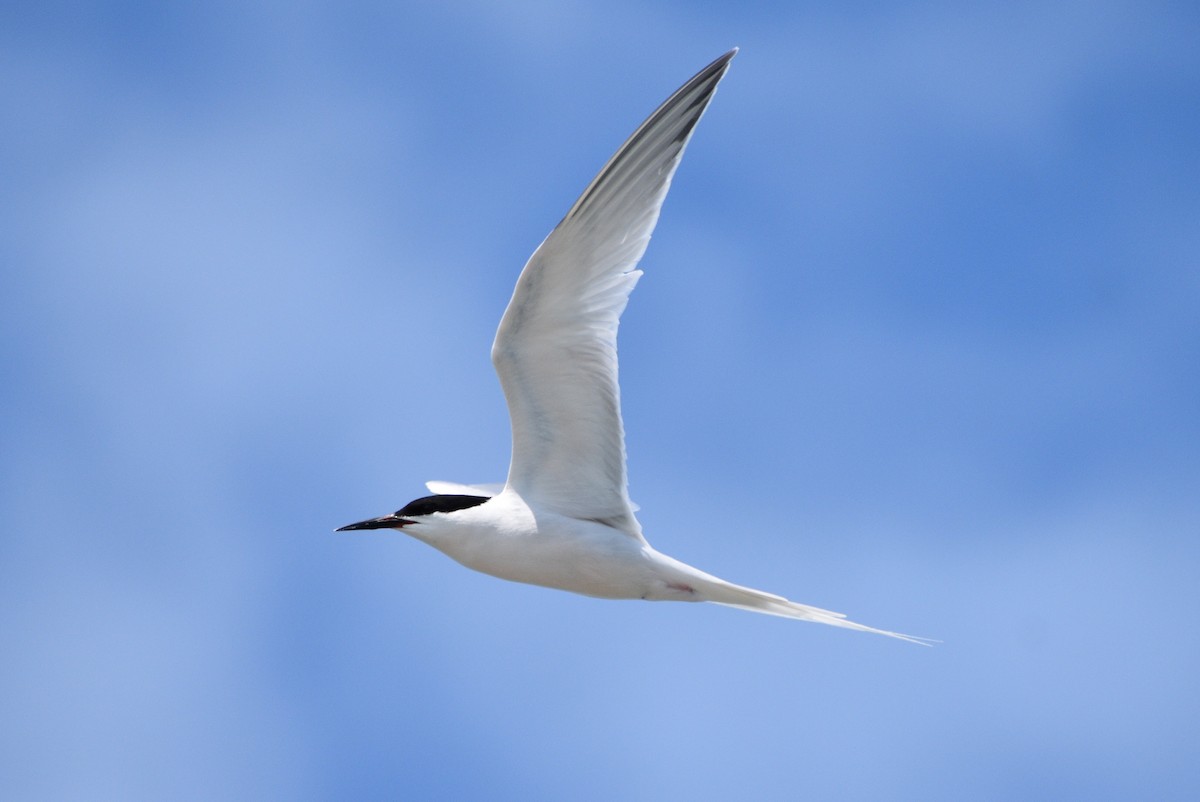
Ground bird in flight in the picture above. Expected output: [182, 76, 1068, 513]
[340, 49, 929, 644]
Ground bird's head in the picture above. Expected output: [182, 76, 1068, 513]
[337, 494, 491, 532]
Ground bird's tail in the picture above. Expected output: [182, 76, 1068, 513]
[698, 578, 935, 646]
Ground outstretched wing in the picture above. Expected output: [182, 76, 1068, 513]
[492, 50, 736, 536]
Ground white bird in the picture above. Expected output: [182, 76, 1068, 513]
[340, 49, 929, 644]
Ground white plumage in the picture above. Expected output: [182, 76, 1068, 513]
[340, 49, 930, 645]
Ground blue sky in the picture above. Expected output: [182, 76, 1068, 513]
[3, 2, 1198, 799]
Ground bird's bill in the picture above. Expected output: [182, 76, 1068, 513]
[336, 513, 416, 531]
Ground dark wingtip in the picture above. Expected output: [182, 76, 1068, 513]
[700, 48, 737, 81]
[712, 47, 738, 71]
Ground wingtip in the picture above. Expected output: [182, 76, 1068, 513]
[711, 48, 738, 72]
[693, 49, 737, 79]
[709, 49, 737, 83]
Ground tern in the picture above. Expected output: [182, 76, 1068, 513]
[340, 49, 928, 644]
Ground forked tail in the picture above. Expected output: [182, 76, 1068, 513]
[700, 579, 935, 646]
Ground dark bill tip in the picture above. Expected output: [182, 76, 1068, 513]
[336, 514, 415, 532]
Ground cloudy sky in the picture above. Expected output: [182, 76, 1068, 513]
[3, 2, 1198, 799]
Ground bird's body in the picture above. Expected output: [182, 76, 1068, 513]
[340, 50, 929, 644]
[404, 494, 686, 601]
